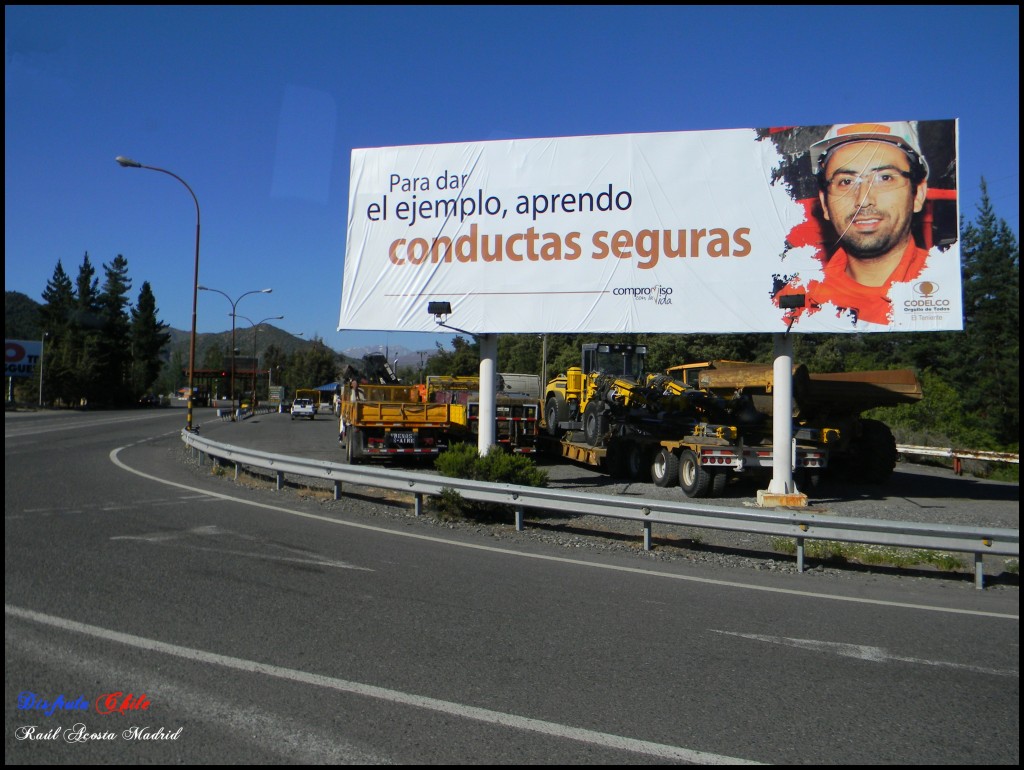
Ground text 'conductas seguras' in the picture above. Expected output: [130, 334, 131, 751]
[369, 171, 752, 270]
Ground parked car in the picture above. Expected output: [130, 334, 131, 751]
[290, 398, 316, 420]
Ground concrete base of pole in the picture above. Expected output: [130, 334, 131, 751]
[756, 490, 809, 508]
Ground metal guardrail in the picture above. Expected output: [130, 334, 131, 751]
[182, 431, 1019, 590]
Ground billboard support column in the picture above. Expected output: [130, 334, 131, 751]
[478, 334, 497, 456]
[757, 333, 808, 508]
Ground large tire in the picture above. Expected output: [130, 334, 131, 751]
[545, 396, 564, 438]
[583, 401, 608, 447]
[679, 448, 712, 498]
[711, 469, 730, 497]
[626, 443, 651, 482]
[855, 419, 898, 483]
[651, 447, 679, 488]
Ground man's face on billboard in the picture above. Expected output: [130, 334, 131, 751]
[819, 141, 927, 262]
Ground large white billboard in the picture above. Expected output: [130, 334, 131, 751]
[339, 120, 960, 335]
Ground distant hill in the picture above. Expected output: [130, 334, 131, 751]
[342, 344, 439, 370]
[165, 325, 355, 369]
[4, 291, 42, 340]
[4, 293, 327, 367]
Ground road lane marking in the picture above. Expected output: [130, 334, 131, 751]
[111, 524, 373, 570]
[109, 445, 1019, 621]
[710, 630, 1018, 678]
[5, 604, 760, 765]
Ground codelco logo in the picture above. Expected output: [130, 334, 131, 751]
[613, 285, 674, 305]
[905, 280, 951, 310]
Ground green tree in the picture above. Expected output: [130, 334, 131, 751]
[95, 255, 133, 405]
[286, 337, 339, 390]
[954, 181, 1019, 446]
[130, 281, 171, 397]
[38, 262, 75, 405]
[262, 344, 288, 391]
[424, 336, 480, 377]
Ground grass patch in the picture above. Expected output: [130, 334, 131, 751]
[770, 537, 966, 571]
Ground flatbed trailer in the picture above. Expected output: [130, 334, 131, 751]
[550, 431, 828, 498]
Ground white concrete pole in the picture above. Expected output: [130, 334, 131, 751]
[768, 333, 796, 494]
[477, 333, 498, 456]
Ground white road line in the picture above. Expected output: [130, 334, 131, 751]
[710, 630, 1018, 678]
[109, 445, 1020, 620]
[4, 411, 179, 438]
[5, 604, 759, 765]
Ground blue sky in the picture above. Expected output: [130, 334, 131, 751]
[5, 5, 1019, 355]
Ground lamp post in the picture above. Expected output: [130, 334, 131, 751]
[116, 156, 201, 432]
[38, 332, 49, 407]
[236, 313, 284, 411]
[197, 286, 272, 420]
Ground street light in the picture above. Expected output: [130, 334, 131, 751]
[38, 332, 49, 407]
[197, 286, 272, 420]
[236, 313, 284, 410]
[116, 155, 201, 433]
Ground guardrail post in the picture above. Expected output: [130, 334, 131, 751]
[974, 553, 984, 590]
[334, 480, 341, 500]
[643, 521, 652, 551]
[515, 506, 524, 531]
[276, 471, 284, 490]
[796, 537, 805, 573]
[414, 493, 423, 517]
[234, 463, 239, 481]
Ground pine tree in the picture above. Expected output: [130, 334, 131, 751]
[130, 281, 171, 397]
[70, 254, 104, 405]
[96, 254, 133, 405]
[957, 180, 1020, 446]
[39, 261, 75, 405]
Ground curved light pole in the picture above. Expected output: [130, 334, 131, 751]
[197, 286, 272, 420]
[236, 313, 284, 411]
[116, 156, 201, 432]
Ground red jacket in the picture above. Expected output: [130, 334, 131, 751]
[804, 240, 930, 325]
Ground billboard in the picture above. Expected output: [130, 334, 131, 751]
[339, 120, 960, 335]
[5, 339, 43, 379]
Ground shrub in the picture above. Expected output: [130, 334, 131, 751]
[432, 443, 547, 521]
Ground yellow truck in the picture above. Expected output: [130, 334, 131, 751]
[338, 383, 465, 464]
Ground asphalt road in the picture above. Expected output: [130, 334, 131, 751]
[5, 406, 1019, 764]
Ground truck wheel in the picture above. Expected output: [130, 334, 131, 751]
[545, 396, 564, 438]
[346, 427, 363, 464]
[603, 444, 629, 478]
[679, 448, 712, 498]
[583, 401, 608, 447]
[627, 443, 651, 482]
[711, 469, 729, 497]
[651, 448, 679, 488]
[856, 419, 898, 483]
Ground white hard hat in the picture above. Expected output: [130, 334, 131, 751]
[810, 121, 928, 177]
